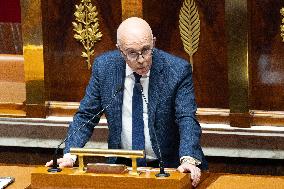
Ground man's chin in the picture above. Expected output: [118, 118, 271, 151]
[136, 68, 150, 75]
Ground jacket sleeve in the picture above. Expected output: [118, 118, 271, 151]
[64, 59, 103, 154]
[175, 63, 203, 162]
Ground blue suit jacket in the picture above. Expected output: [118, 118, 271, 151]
[65, 49, 208, 170]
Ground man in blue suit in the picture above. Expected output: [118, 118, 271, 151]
[46, 17, 207, 187]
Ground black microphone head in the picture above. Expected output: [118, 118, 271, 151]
[113, 85, 124, 97]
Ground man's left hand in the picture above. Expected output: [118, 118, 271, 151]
[177, 162, 201, 187]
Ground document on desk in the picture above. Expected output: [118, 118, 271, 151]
[0, 177, 14, 189]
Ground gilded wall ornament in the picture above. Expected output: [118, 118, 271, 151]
[72, 0, 102, 69]
[179, 0, 200, 66]
[281, 8, 284, 42]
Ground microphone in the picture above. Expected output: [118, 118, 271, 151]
[137, 83, 170, 177]
[48, 84, 124, 172]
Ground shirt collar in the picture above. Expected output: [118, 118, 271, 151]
[125, 64, 150, 78]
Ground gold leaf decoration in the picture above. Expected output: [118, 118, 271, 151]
[72, 0, 102, 69]
[179, 0, 200, 65]
[280, 8, 284, 42]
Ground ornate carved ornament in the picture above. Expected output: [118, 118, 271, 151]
[179, 0, 200, 66]
[72, 0, 102, 69]
[280, 8, 284, 42]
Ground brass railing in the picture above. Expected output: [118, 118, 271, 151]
[70, 148, 145, 175]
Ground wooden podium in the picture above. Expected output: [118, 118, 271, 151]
[30, 167, 191, 189]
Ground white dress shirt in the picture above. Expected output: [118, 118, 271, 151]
[121, 64, 157, 161]
[64, 65, 157, 162]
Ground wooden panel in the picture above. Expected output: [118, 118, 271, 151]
[43, 0, 121, 102]
[46, 101, 78, 117]
[0, 54, 25, 116]
[250, 1, 284, 111]
[0, 103, 25, 117]
[252, 110, 284, 126]
[197, 173, 284, 189]
[31, 167, 190, 189]
[0, 23, 22, 54]
[143, 0, 229, 109]
[121, 0, 143, 20]
[0, 165, 34, 189]
[1, 165, 284, 189]
[197, 108, 230, 124]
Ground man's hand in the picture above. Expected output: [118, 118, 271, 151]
[45, 157, 74, 168]
[177, 162, 201, 187]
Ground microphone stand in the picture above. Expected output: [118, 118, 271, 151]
[137, 84, 170, 177]
[48, 85, 123, 172]
[152, 129, 170, 177]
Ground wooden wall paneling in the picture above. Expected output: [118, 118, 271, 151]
[0, 23, 22, 54]
[21, 0, 46, 118]
[250, 0, 284, 112]
[0, 103, 26, 117]
[43, 0, 122, 102]
[46, 101, 79, 117]
[121, 0, 143, 20]
[0, 54, 26, 117]
[143, 0, 229, 109]
[252, 110, 284, 126]
[196, 108, 230, 124]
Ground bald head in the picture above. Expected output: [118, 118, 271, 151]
[117, 17, 154, 47]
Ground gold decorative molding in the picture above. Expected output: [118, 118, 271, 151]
[72, 0, 102, 69]
[21, 0, 46, 117]
[70, 148, 144, 175]
[179, 0, 200, 66]
[225, 0, 250, 128]
[280, 7, 284, 42]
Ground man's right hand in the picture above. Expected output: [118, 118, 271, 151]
[45, 157, 75, 168]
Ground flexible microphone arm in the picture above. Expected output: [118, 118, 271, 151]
[137, 83, 170, 177]
[48, 85, 123, 172]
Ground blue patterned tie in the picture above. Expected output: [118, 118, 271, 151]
[132, 72, 146, 166]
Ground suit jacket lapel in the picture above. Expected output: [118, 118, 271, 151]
[111, 55, 125, 146]
[148, 50, 164, 155]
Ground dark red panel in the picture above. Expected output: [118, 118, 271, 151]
[0, 0, 21, 23]
[250, 0, 284, 111]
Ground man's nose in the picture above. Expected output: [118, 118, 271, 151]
[136, 54, 144, 63]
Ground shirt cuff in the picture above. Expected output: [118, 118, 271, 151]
[63, 153, 77, 163]
[180, 156, 201, 166]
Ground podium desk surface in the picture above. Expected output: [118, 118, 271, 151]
[0, 165, 284, 189]
[31, 166, 190, 189]
[0, 165, 34, 189]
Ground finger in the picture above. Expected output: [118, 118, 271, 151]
[59, 162, 70, 168]
[191, 167, 201, 178]
[191, 175, 198, 187]
[191, 171, 201, 187]
[46, 158, 65, 167]
[59, 160, 74, 168]
[177, 166, 185, 173]
[196, 169, 201, 179]
[45, 160, 53, 167]
[191, 171, 197, 182]
[192, 179, 198, 187]
[56, 158, 65, 164]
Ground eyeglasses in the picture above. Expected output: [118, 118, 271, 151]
[119, 47, 153, 61]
